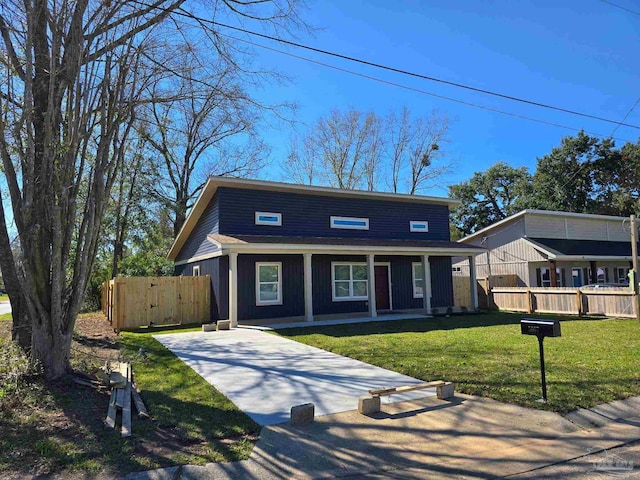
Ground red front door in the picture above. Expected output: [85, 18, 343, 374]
[374, 265, 390, 310]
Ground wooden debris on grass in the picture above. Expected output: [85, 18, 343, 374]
[103, 361, 149, 437]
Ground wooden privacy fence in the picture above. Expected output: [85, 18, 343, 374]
[453, 274, 519, 309]
[491, 287, 637, 318]
[102, 276, 210, 331]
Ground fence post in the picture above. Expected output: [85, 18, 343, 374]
[576, 289, 582, 316]
[527, 289, 533, 314]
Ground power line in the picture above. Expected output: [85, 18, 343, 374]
[222, 31, 635, 143]
[600, 0, 640, 17]
[132, 0, 640, 131]
[610, 96, 640, 137]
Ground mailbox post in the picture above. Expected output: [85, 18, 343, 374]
[521, 318, 561, 402]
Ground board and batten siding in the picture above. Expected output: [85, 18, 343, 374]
[375, 255, 423, 310]
[429, 256, 454, 308]
[217, 187, 451, 241]
[175, 193, 220, 262]
[525, 213, 629, 242]
[174, 255, 228, 321]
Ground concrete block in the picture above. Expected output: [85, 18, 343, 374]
[216, 320, 231, 331]
[202, 323, 216, 332]
[436, 382, 455, 400]
[358, 395, 381, 415]
[290, 403, 314, 426]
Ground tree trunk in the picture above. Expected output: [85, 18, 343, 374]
[10, 297, 31, 351]
[31, 317, 73, 379]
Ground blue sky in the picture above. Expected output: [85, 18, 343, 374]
[230, 0, 640, 195]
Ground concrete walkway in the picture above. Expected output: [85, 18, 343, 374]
[154, 328, 436, 426]
[124, 394, 640, 479]
[0, 301, 11, 315]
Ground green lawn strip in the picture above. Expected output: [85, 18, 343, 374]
[276, 312, 640, 413]
[0, 313, 11, 321]
[0, 295, 9, 303]
[120, 331, 260, 464]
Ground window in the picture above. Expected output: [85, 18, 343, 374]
[452, 266, 461, 273]
[617, 267, 630, 285]
[193, 265, 200, 277]
[256, 262, 282, 305]
[332, 263, 368, 301]
[597, 267, 607, 284]
[255, 211, 282, 226]
[538, 267, 563, 287]
[330, 216, 369, 230]
[410, 221, 429, 232]
[412, 262, 424, 298]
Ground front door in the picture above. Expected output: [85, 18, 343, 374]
[374, 265, 391, 310]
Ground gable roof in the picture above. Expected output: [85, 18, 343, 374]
[168, 176, 461, 261]
[458, 209, 629, 244]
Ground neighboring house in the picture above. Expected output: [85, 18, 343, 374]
[453, 210, 636, 288]
[168, 176, 484, 326]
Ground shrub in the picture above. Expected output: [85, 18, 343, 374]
[0, 337, 41, 411]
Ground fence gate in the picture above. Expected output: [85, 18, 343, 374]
[102, 276, 210, 331]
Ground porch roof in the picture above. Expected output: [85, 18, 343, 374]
[207, 234, 485, 255]
[527, 237, 638, 260]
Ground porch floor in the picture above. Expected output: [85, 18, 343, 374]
[240, 313, 431, 331]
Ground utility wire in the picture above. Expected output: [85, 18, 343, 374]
[220, 31, 634, 143]
[610, 96, 640, 137]
[600, 0, 640, 17]
[132, 0, 640, 131]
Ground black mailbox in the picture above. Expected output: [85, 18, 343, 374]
[521, 318, 561, 338]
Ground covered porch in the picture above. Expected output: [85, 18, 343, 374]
[207, 234, 485, 327]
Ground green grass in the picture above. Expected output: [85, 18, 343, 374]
[276, 312, 640, 413]
[0, 313, 11, 321]
[0, 294, 8, 303]
[120, 330, 260, 461]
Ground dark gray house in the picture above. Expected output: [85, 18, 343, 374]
[168, 177, 484, 326]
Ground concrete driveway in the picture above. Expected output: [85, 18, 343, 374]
[154, 328, 437, 425]
[0, 301, 11, 315]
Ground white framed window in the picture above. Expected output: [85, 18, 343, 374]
[255, 211, 282, 226]
[193, 265, 200, 277]
[597, 267, 607, 284]
[256, 262, 282, 306]
[410, 221, 429, 232]
[330, 216, 369, 230]
[332, 262, 368, 301]
[412, 262, 424, 298]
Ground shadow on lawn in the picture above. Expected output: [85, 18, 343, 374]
[278, 312, 598, 338]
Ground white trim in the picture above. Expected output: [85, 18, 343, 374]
[331, 262, 368, 301]
[255, 211, 282, 226]
[192, 265, 200, 277]
[221, 242, 485, 256]
[330, 216, 369, 230]
[422, 255, 432, 312]
[174, 249, 223, 266]
[256, 262, 283, 306]
[367, 255, 377, 317]
[412, 262, 424, 298]
[229, 252, 238, 328]
[410, 221, 429, 232]
[374, 262, 393, 311]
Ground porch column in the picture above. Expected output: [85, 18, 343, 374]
[422, 254, 432, 313]
[228, 252, 238, 328]
[549, 260, 557, 287]
[469, 255, 479, 311]
[304, 253, 313, 322]
[367, 254, 377, 317]
[590, 261, 598, 284]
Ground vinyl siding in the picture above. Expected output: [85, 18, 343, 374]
[217, 187, 450, 241]
[375, 255, 423, 310]
[430, 256, 454, 308]
[175, 193, 220, 262]
[237, 254, 304, 320]
[312, 255, 369, 315]
[174, 255, 227, 321]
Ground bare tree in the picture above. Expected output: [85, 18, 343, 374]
[388, 107, 453, 194]
[141, 64, 270, 236]
[0, 0, 307, 378]
[285, 106, 453, 193]
[287, 108, 383, 190]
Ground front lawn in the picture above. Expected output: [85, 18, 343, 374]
[1, 315, 259, 478]
[276, 312, 640, 413]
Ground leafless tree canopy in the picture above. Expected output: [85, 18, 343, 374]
[0, 0, 306, 378]
[285, 106, 453, 193]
